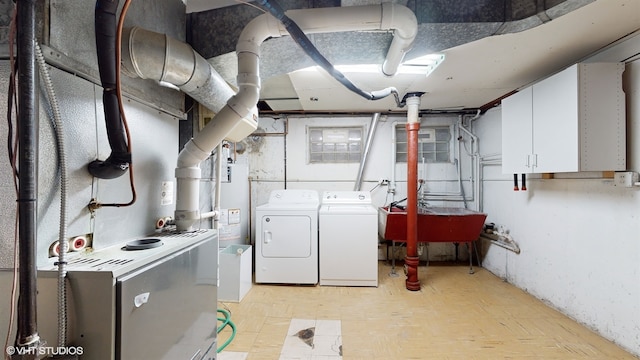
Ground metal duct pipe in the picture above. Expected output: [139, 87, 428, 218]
[120, 26, 256, 231]
[354, 113, 381, 191]
[16, 0, 41, 348]
[170, 3, 417, 231]
[122, 26, 235, 113]
[404, 93, 423, 291]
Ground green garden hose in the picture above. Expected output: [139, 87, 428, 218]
[217, 308, 237, 353]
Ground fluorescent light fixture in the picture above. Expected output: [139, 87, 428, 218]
[398, 54, 445, 75]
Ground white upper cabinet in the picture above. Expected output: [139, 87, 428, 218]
[501, 63, 626, 174]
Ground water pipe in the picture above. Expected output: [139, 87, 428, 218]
[404, 92, 423, 291]
[388, 120, 401, 204]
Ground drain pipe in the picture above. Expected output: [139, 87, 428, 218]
[404, 92, 423, 291]
[15, 0, 42, 350]
[354, 113, 381, 191]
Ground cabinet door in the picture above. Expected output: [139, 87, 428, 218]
[502, 86, 533, 174]
[532, 64, 579, 172]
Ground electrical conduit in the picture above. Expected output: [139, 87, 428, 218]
[35, 41, 70, 348]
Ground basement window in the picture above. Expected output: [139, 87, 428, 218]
[308, 126, 363, 163]
[395, 124, 451, 163]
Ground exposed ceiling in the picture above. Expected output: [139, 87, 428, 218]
[188, 0, 640, 114]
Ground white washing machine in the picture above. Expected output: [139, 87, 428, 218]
[319, 191, 378, 287]
[255, 189, 320, 284]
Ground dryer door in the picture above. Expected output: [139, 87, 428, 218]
[260, 214, 312, 258]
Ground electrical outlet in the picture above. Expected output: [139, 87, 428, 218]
[614, 171, 639, 187]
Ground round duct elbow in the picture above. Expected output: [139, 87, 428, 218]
[122, 26, 235, 114]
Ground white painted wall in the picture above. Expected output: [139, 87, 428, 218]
[475, 35, 640, 356]
[245, 113, 478, 260]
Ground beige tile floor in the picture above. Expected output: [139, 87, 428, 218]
[218, 262, 637, 360]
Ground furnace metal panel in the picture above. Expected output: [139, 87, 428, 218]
[36, 230, 218, 360]
[90, 91, 181, 250]
[36, 65, 97, 265]
[117, 237, 218, 360]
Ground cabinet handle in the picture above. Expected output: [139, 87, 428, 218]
[532, 154, 538, 168]
[264, 231, 272, 244]
[525, 154, 530, 168]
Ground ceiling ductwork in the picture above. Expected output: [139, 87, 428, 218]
[188, 0, 616, 112]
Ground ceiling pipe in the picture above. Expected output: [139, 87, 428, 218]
[254, 3, 418, 77]
[404, 92, 424, 291]
[354, 113, 381, 191]
[257, 1, 416, 102]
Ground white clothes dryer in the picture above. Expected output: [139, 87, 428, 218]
[255, 189, 320, 284]
[319, 191, 378, 287]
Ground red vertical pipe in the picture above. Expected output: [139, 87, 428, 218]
[405, 121, 420, 291]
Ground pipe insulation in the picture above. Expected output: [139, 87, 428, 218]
[91, 0, 131, 179]
[16, 0, 41, 348]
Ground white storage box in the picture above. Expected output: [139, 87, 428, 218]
[218, 244, 252, 302]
